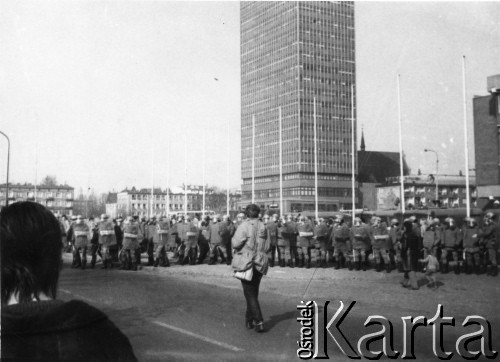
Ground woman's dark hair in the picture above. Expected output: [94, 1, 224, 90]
[1, 202, 63, 305]
[245, 204, 261, 219]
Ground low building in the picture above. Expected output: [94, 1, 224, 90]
[377, 174, 477, 211]
[114, 185, 206, 218]
[0, 182, 74, 215]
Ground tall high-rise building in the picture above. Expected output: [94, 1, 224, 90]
[240, 1, 356, 213]
[473, 74, 500, 199]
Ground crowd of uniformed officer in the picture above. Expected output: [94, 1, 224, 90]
[58, 210, 499, 277]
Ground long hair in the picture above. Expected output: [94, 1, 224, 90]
[1, 202, 63, 305]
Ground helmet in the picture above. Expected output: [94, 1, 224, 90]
[390, 218, 399, 225]
[485, 212, 494, 219]
[100, 213, 109, 220]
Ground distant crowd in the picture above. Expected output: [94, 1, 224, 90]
[59, 209, 499, 282]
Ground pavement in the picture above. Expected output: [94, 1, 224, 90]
[60, 253, 500, 361]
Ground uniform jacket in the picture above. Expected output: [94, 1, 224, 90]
[98, 220, 116, 247]
[422, 228, 440, 250]
[185, 222, 199, 247]
[350, 225, 373, 249]
[232, 218, 269, 275]
[297, 222, 315, 247]
[331, 224, 350, 247]
[72, 223, 90, 248]
[1, 300, 137, 361]
[441, 227, 462, 249]
[122, 222, 140, 249]
[461, 226, 479, 250]
[282, 221, 298, 242]
[266, 221, 279, 244]
[208, 222, 223, 246]
[314, 222, 330, 241]
[371, 223, 390, 249]
[479, 223, 498, 250]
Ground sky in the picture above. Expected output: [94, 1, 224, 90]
[0, 1, 499, 196]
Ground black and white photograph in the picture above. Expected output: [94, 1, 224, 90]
[1, 1, 499, 360]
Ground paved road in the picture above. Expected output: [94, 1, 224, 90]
[59, 254, 500, 361]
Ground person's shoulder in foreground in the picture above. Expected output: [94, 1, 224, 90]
[2, 299, 137, 361]
[1, 201, 137, 361]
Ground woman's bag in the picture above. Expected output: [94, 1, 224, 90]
[232, 267, 254, 281]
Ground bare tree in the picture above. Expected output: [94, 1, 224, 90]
[40, 175, 58, 187]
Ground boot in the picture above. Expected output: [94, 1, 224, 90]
[386, 264, 392, 273]
[347, 260, 353, 271]
[397, 262, 404, 273]
[280, 259, 285, 268]
[154, 258, 160, 267]
[101, 259, 108, 269]
[321, 259, 327, 268]
[356, 261, 361, 271]
[362, 261, 367, 272]
[81, 260, 86, 270]
[335, 259, 341, 270]
[162, 255, 170, 267]
[454, 264, 460, 275]
[474, 265, 481, 275]
[147, 256, 154, 266]
[376, 263, 382, 272]
[492, 266, 498, 276]
[269, 259, 274, 268]
[306, 259, 311, 269]
[290, 259, 295, 268]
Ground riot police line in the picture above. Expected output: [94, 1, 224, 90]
[58, 209, 499, 278]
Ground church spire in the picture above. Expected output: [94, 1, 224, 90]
[360, 126, 366, 151]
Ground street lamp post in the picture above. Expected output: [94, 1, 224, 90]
[0, 131, 10, 207]
[424, 149, 439, 205]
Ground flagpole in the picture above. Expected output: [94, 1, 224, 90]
[34, 141, 38, 202]
[462, 56, 471, 218]
[226, 117, 230, 217]
[397, 74, 406, 214]
[279, 107, 283, 215]
[184, 133, 187, 217]
[151, 147, 154, 219]
[166, 140, 170, 218]
[314, 97, 318, 220]
[252, 114, 255, 204]
[202, 124, 206, 215]
[351, 84, 356, 220]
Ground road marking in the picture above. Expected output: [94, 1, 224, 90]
[152, 321, 244, 352]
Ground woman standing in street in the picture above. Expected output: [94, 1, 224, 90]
[231, 204, 269, 332]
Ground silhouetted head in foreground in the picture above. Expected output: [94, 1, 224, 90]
[1, 201, 63, 305]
